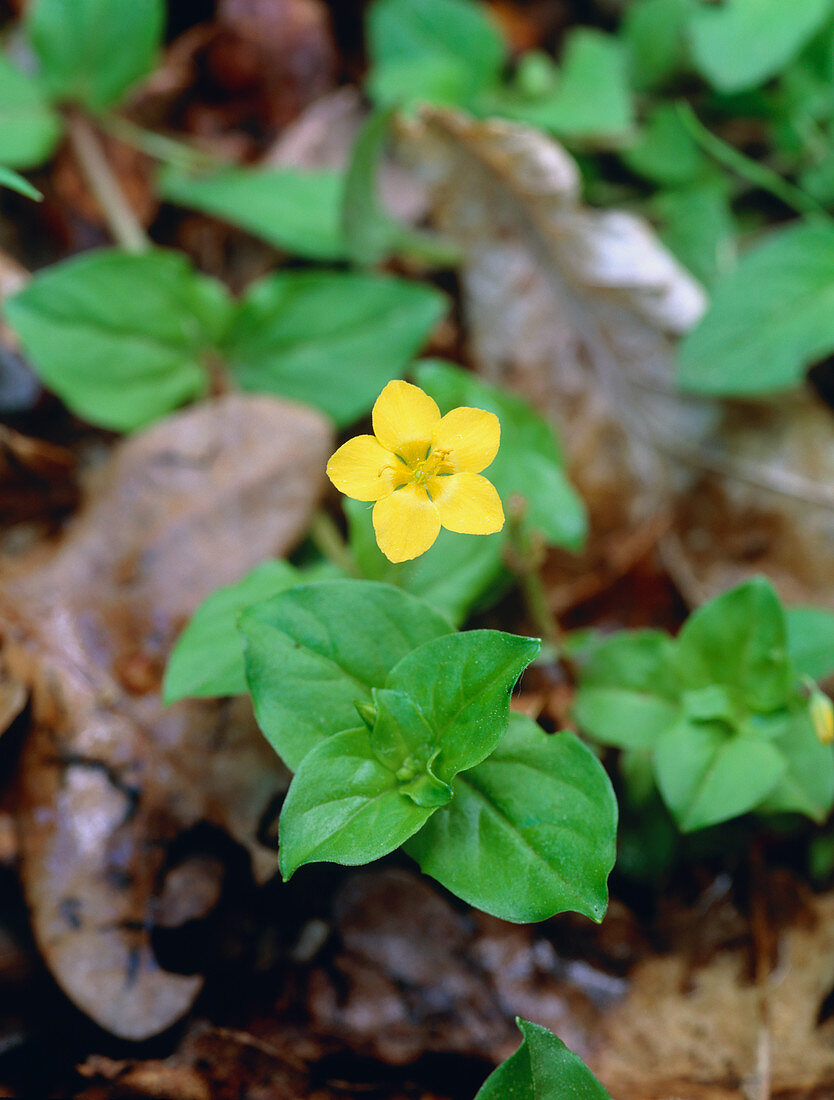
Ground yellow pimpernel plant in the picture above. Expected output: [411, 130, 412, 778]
[327, 380, 505, 563]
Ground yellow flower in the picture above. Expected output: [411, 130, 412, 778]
[810, 688, 834, 745]
[327, 379, 505, 563]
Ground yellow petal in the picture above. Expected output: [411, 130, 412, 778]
[327, 435, 398, 501]
[373, 484, 441, 562]
[372, 380, 440, 455]
[432, 406, 500, 473]
[431, 473, 505, 534]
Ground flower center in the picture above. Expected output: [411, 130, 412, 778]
[388, 443, 454, 495]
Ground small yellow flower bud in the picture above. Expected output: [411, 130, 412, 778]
[810, 689, 834, 745]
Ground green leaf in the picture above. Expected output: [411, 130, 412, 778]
[654, 718, 785, 831]
[366, 0, 506, 109]
[342, 108, 456, 268]
[3, 248, 230, 431]
[385, 630, 541, 784]
[786, 606, 834, 679]
[163, 561, 301, 704]
[678, 222, 834, 396]
[688, 0, 834, 94]
[623, 104, 709, 186]
[406, 716, 617, 923]
[476, 1017, 612, 1099]
[756, 707, 834, 820]
[675, 578, 794, 713]
[620, 0, 693, 92]
[158, 165, 346, 262]
[490, 30, 633, 142]
[0, 165, 42, 201]
[0, 56, 62, 168]
[654, 181, 736, 287]
[223, 272, 446, 427]
[344, 497, 508, 627]
[416, 359, 587, 550]
[573, 630, 681, 751]
[277, 726, 437, 878]
[25, 0, 164, 111]
[240, 580, 453, 770]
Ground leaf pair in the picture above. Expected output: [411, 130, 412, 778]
[3, 248, 446, 430]
[574, 577, 834, 831]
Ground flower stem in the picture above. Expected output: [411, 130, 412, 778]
[505, 496, 567, 663]
[309, 509, 360, 578]
[66, 111, 150, 253]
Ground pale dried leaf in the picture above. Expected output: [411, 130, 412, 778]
[400, 109, 717, 601]
[0, 394, 331, 1039]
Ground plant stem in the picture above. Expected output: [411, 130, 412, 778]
[676, 101, 830, 221]
[505, 497, 568, 665]
[101, 115, 221, 171]
[309, 509, 360, 578]
[66, 111, 150, 253]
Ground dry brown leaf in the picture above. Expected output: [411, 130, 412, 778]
[0, 394, 332, 1039]
[591, 891, 834, 1099]
[400, 109, 718, 607]
[662, 391, 834, 609]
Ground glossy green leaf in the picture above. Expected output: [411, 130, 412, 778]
[416, 359, 587, 550]
[163, 561, 301, 704]
[240, 580, 453, 770]
[654, 718, 785, 831]
[678, 223, 834, 396]
[675, 578, 794, 712]
[159, 165, 346, 262]
[476, 1017, 612, 1099]
[573, 630, 680, 750]
[3, 248, 230, 431]
[786, 606, 834, 679]
[277, 727, 437, 879]
[654, 181, 736, 287]
[345, 497, 508, 628]
[386, 630, 541, 783]
[366, 0, 506, 109]
[26, 0, 165, 111]
[223, 272, 446, 427]
[0, 56, 62, 168]
[689, 0, 833, 94]
[0, 165, 42, 201]
[490, 30, 633, 142]
[406, 716, 617, 923]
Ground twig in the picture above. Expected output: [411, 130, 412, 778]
[66, 111, 150, 253]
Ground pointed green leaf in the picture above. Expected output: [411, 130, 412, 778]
[223, 272, 447, 427]
[26, 0, 165, 111]
[755, 707, 834, 821]
[3, 248, 230, 431]
[406, 716, 617, 922]
[163, 561, 301, 704]
[386, 630, 540, 783]
[278, 727, 436, 878]
[786, 606, 834, 679]
[476, 1017, 612, 1099]
[675, 578, 793, 712]
[240, 580, 453, 769]
[573, 630, 680, 750]
[0, 165, 42, 201]
[0, 56, 62, 168]
[654, 718, 785, 831]
[159, 165, 346, 262]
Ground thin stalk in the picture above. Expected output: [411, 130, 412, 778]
[66, 112, 150, 252]
[676, 101, 830, 220]
[505, 497, 569, 668]
[309, 509, 360, 578]
[101, 115, 221, 171]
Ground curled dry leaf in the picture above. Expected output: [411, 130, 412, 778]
[400, 109, 716, 606]
[0, 394, 332, 1039]
[662, 390, 834, 609]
